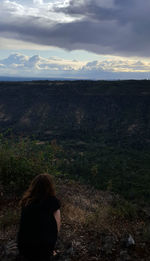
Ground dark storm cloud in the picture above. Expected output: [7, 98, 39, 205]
[0, 0, 150, 57]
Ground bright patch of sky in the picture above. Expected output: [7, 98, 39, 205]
[0, 47, 106, 62]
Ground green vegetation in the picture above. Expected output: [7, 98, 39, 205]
[109, 199, 138, 220]
[0, 136, 150, 205]
[55, 139, 150, 204]
[0, 80, 150, 204]
[0, 80, 150, 148]
[0, 209, 19, 230]
[0, 136, 60, 196]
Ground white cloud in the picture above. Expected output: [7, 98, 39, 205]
[33, 0, 43, 4]
[2, 53, 29, 65]
[0, 53, 150, 79]
[0, 0, 76, 24]
[0, 64, 5, 68]
[0, 53, 85, 75]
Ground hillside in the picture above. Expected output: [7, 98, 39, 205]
[0, 80, 150, 202]
[1, 178, 150, 261]
[0, 80, 149, 147]
[0, 79, 150, 261]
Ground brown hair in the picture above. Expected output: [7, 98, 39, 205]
[20, 173, 56, 207]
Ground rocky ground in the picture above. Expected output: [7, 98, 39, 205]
[0, 178, 150, 261]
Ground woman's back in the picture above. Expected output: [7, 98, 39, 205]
[18, 196, 60, 248]
[17, 174, 61, 261]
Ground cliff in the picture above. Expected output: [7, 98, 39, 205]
[0, 80, 150, 148]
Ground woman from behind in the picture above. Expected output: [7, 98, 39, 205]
[17, 173, 61, 261]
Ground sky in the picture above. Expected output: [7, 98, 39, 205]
[0, 0, 150, 79]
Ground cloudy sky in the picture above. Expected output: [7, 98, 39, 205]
[0, 0, 150, 79]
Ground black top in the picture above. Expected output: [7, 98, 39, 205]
[18, 196, 60, 252]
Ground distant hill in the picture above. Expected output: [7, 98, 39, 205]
[0, 80, 150, 148]
[0, 76, 77, 82]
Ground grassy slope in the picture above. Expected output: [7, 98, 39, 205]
[0, 178, 150, 261]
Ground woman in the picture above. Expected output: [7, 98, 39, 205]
[17, 173, 61, 261]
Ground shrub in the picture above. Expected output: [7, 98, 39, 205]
[0, 209, 20, 230]
[109, 199, 138, 220]
[0, 136, 59, 196]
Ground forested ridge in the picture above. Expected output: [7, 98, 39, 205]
[0, 80, 150, 201]
[0, 80, 150, 147]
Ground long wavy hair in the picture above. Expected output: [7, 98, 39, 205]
[20, 173, 56, 207]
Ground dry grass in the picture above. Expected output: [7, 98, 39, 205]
[56, 179, 143, 237]
[0, 178, 146, 243]
[85, 205, 112, 229]
[63, 203, 86, 225]
[0, 178, 149, 261]
[0, 208, 20, 231]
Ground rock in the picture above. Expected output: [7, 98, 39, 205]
[5, 240, 18, 255]
[0, 240, 18, 261]
[66, 246, 74, 255]
[101, 234, 117, 255]
[121, 234, 135, 248]
[127, 234, 135, 247]
[90, 257, 99, 261]
[0, 243, 5, 257]
[72, 241, 81, 247]
[119, 250, 131, 261]
[143, 208, 150, 219]
[62, 241, 74, 257]
[3, 240, 18, 261]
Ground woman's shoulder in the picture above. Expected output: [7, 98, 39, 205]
[21, 196, 61, 213]
[46, 195, 61, 212]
